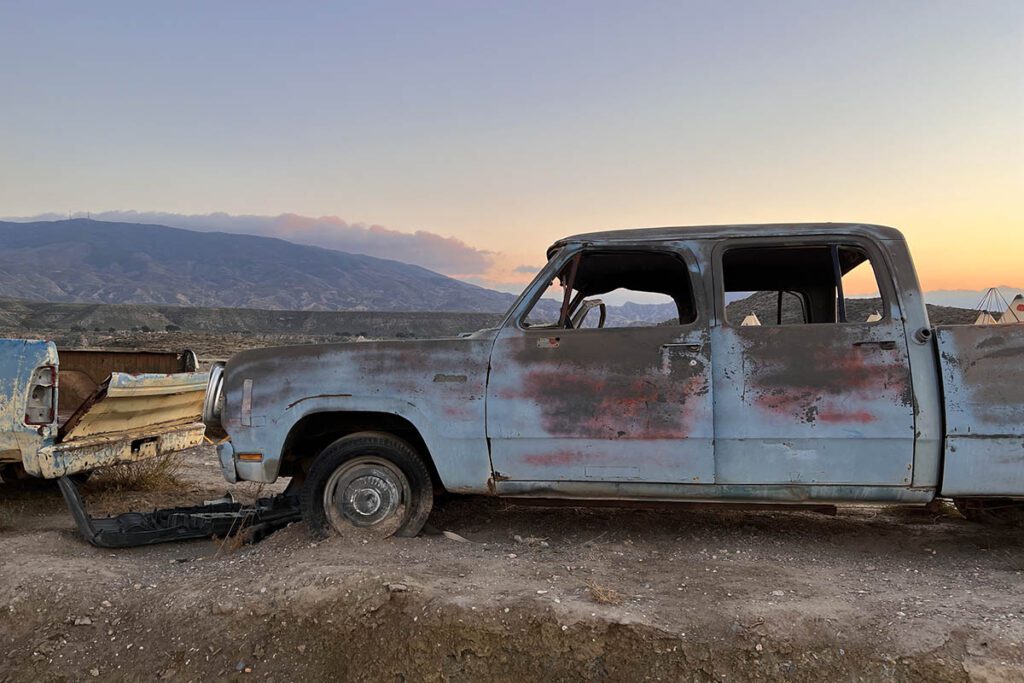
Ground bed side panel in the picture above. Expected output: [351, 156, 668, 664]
[937, 325, 1024, 496]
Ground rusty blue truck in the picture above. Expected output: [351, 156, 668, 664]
[203, 223, 1024, 537]
[1, 341, 208, 483]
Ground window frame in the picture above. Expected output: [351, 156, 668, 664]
[510, 244, 706, 333]
[713, 235, 898, 329]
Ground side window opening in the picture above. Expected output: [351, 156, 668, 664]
[523, 250, 697, 330]
[722, 244, 884, 326]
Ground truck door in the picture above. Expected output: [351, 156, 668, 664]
[710, 237, 915, 486]
[485, 245, 715, 486]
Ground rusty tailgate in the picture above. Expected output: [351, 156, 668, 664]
[59, 372, 208, 441]
[21, 370, 208, 479]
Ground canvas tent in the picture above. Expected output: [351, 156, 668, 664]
[998, 294, 1024, 324]
[973, 288, 1018, 325]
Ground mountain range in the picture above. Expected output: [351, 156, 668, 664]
[0, 219, 999, 328]
[0, 219, 515, 313]
[0, 219, 701, 327]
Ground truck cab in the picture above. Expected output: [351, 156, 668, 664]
[205, 223, 1024, 537]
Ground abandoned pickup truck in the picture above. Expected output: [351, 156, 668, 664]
[203, 223, 1024, 537]
[1, 340, 208, 482]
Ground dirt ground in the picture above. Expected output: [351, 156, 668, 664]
[1, 446, 1023, 682]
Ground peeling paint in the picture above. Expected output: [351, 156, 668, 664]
[2, 339, 207, 480]
[208, 223, 1024, 506]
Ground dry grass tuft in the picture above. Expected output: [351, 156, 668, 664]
[586, 578, 624, 606]
[213, 526, 249, 556]
[87, 452, 186, 493]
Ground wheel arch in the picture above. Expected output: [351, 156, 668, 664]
[279, 410, 444, 492]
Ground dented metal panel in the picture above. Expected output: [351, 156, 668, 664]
[24, 422, 206, 479]
[3, 339, 208, 480]
[709, 233, 918, 488]
[56, 349, 195, 421]
[937, 326, 1024, 496]
[711, 323, 916, 485]
[486, 242, 714, 484]
[494, 480, 934, 504]
[220, 337, 495, 489]
[0, 339, 58, 465]
[487, 327, 715, 483]
[60, 371, 208, 441]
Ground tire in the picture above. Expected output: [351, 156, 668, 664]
[300, 432, 433, 539]
[954, 498, 1024, 527]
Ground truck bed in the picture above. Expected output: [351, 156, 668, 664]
[2, 342, 208, 480]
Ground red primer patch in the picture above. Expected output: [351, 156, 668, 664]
[818, 409, 875, 424]
[522, 451, 583, 466]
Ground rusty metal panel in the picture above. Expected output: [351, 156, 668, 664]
[3, 341, 205, 479]
[24, 422, 206, 479]
[493, 479, 934, 504]
[486, 242, 715, 485]
[937, 326, 1024, 496]
[220, 338, 495, 490]
[56, 349, 193, 422]
[486, 325, 714, 483]
[0, 339, 58, 465]
[60, 372, 208, 441]
[711, 322, 916, 486]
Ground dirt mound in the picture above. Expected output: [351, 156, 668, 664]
[1, 448, 1022, 681]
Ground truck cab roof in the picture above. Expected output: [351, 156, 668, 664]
[548, 222, 906, 257]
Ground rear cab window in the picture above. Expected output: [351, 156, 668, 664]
[720, 242, 887, 326]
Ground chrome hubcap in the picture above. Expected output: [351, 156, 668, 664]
[323, 457, 410, 536]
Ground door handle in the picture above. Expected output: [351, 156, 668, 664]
[661, 343, 702, 352]
[853, 340, 896, 350]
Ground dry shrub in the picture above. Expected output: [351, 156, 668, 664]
[586, 578, 624, 606]
[212, 483, 267, 556]
[213, 526, 249, 556]
[87, 452, 186, 493]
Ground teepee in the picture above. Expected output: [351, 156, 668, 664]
[975, 311, 1000, 325]
[973, 288, 1013, 325]
[998, 294, 1024, 324]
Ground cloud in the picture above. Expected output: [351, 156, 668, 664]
[513, 264, 544, 274]
[8, 211, 495, 277]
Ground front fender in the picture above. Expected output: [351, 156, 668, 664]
[220, 337, 497, 491]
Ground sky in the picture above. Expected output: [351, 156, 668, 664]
[1, 1, 1021, 298]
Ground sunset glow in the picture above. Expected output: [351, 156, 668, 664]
[1, 1, 1020, 296]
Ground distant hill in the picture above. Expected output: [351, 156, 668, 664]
[0, 219, 516, 313]
[0, 297, 502, 339]
[0, 219, 982, 330]
[724, 291, 977, 326]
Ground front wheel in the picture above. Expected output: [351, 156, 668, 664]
[300, 432, 433, 539]
[954, 498, 1024, 527]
